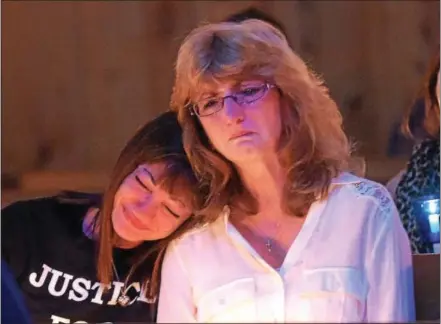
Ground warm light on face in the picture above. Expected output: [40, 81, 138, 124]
[112, 163, 193, 243]
[198, 80, 282, 165]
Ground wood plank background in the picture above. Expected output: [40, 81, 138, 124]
[2, 1, 439, 202]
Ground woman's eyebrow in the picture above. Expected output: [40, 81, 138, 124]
[199, 91, 218, 99]
[140, 167, 156, 185]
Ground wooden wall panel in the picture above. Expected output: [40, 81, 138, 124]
[72, 2, 160, 171]
[2, 1, 440, 182]
[357, 1, 439, 156]
[2, 2, 81, 173]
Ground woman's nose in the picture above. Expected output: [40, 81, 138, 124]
[223, 97, 245, 124]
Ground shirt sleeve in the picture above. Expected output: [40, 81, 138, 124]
[157, 240, 197, 323]
[365, 201, 415, 322]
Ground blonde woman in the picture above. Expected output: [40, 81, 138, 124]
[157, 20, 415, 322]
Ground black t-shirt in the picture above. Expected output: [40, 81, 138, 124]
[2, 196, 157, 324]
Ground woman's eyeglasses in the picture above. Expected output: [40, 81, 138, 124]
[189, 83, 275, 117]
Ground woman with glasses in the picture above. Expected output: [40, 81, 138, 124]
[156, 20, 415, 323]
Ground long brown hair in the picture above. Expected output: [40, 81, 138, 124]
[402, 48, 440, 140]
[171, 20, 351, 220]
[95, 111, 203, 298]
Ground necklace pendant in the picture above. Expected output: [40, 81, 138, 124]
[117, 294, 131, 307]
[265, 239, 272, 252]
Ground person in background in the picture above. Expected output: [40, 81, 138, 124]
[388, 49, 440, 253]
[157, 20, 414, 322]
[224, 6, 287, 37]
[2, 111, 203, 323]
[387, 97, 426, 158]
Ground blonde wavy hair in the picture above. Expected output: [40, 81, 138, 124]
[171, 19, 352, 219]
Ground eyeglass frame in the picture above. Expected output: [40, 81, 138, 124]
[187, 82, 276, 117]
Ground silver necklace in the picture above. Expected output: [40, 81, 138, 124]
[262, 222, 281, 253]
[247, 218, 282, 253]
[265, 237, 275, 253]
[111, 262, 131, 307]
[225, 206, 283, 254]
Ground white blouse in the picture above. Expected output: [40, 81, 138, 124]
[157, 173, 415, 323]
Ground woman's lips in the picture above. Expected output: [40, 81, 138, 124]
[123, 206, 151, 231]
[229, 131, 255, 141]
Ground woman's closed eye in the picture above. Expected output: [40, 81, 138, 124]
[135, 175, 152, 193]
[162, 203, 181, 219]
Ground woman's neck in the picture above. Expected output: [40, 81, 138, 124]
[236, 155, 286, 215]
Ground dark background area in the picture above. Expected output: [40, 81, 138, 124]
[2, 1, 440, 204]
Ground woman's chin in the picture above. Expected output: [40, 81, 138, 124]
[113, 225, 146, 246]
[228, 147, 271, 165]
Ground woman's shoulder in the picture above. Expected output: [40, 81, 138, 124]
[331, 172, 395, 215]
[2, 196, 58, 220]
[170, 212, 228, 251]
[172, 222, 215, 246]
[2, 192, 95, 227]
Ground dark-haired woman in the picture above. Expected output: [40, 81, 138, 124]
[391, 50, 440, 253]
[2, 111, 203, 323]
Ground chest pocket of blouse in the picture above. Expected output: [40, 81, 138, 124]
[197, 278, 257, 323]
[294, 267, 367, 322]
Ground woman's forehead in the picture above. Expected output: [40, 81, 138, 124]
[133, 163, 165, 180]
[194, 78, 265, 98]
[133, 163, 195, 207]
[164, 177, 194, 205]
